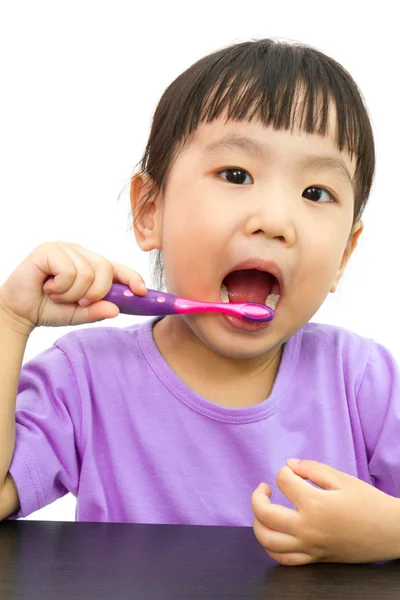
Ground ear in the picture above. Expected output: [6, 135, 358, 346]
[330, 220, 364, 293]
[130, 173, 163, 252]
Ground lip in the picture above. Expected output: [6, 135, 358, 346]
[221, 258, 285, 297]
[221, 295, 282, 331]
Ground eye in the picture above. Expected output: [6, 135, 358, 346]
[303, 186, 336, 203]
[217, 167, 253, 185]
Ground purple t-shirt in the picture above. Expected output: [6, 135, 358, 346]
[7, 317, 400, 524]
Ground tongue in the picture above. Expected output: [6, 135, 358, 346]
[223, 269, 273, 304]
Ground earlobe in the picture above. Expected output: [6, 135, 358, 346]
[130, 173, 162, 252]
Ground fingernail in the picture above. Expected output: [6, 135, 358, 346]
[140, 283, 147, 292]
[79, 298, 90, 307]
[287, 458, 301, 465]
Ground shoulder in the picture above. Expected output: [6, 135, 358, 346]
[53, 321, 145, 359]
[300, 321, 375, 372]
[37, 321, 152, 385]
[301, 320, 374, 349]
[19, 321, 150, 403]
[301, 321, 400, 402]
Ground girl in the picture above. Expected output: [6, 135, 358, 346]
[1, 38, 399, 566]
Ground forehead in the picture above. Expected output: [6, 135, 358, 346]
[187, 106, 357, 183]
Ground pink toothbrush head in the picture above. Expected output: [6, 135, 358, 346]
[102, 284, 274, 323]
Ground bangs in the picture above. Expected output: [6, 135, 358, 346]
[169, 41, 371, 165]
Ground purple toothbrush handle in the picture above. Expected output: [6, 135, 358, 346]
[102, 284, 178, 316]
[43, 277, 176, 316]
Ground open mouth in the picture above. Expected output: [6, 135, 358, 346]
[220, 269, 281, 310]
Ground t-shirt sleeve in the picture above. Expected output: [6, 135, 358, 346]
[356, 339, 400, 497]
[6, 342, 82, 519]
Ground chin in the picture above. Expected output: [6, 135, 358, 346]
[186, 314, 284, 360]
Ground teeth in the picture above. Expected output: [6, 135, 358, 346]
[221, 284, 280, 309]
[220, 283, 229, 303]
[265, 293, 280, 310]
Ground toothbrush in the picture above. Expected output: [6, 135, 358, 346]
[102, 283, 274, 323]
[43, 278, 274, 323]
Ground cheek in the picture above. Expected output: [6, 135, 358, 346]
[161, 191, 229, 256]
[160, 201, 226, 293]
[295, 227, 347, 290]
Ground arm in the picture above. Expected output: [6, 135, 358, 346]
[0, 307, 30, 518]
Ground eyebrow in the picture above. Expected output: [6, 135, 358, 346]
[203, 133, 354, 187]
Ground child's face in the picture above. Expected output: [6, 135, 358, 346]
[135, 107, 362, 359]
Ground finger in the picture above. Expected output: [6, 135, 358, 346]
[78, 258, 147, 307]
[253, 517, 302, 554]
[109, 260, 147, 294]
[286, 459, 347, 491]
[66, 243, 142, 304]
[68, 242, 147, 294]
[267, 550, 315, 566]
[43, 241, 97, 302]
[49, 243, 145, 306]
[251, 486, 299, 535]
[276, 465, 318, 508]
[256, 482, 272, 498]
[38, 242, 92, 297]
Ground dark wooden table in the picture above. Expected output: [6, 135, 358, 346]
[1, 521, 400, 599]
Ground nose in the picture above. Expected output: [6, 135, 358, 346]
[243, 189, 296, 246]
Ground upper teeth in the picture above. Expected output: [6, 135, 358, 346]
[220, 284, 280, 310]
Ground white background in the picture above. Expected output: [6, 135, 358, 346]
[0, 1, 398, 520]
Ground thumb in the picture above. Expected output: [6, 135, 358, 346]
[72, 300, 120, 325]
[286, 459, 346, 491]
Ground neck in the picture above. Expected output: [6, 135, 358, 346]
[152, 316, 284, 408]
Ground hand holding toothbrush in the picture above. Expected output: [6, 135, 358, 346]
[0, 241, 147, 335]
